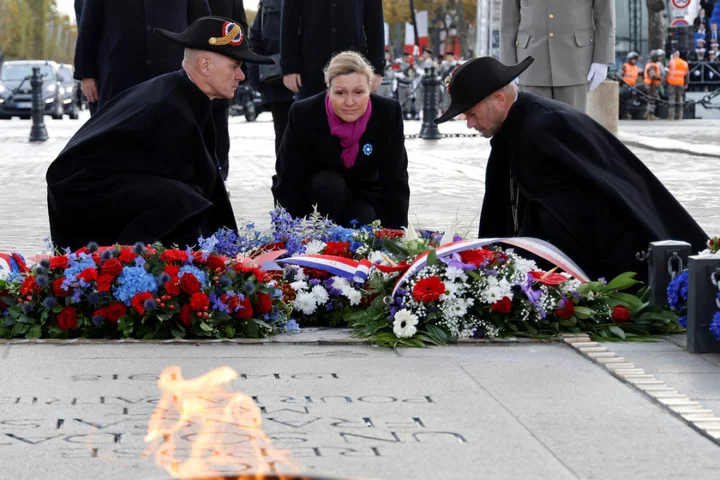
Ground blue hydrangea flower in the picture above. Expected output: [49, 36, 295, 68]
[284, 319, 300, 333]
[678, 315, 688, 329]
[711, 312, 720, 340]
[113, 266, 159, 306]
[667, 271, 689, 312]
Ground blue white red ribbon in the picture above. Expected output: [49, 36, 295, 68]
[276, 237, 590, 292]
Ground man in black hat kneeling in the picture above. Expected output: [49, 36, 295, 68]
[435, 56, 708, 282]
[46, 17, 275, 251]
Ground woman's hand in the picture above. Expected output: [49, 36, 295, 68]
[283, 74, 302, 93]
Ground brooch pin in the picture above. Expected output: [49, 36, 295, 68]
[363, 144, 373, 156]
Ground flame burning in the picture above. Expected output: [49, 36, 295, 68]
[143, 366, 298, 479]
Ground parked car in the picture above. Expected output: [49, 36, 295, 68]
[57, 63, 80, 119]
[0, 60, 69, 120]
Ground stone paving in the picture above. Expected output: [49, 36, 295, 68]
[1, 112, 720, 256]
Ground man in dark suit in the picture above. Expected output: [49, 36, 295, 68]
[73, 0, 211, 112]
[207, 0, 247, 181]
[280, 0, 385, 100]
[434, 56, 708, 282]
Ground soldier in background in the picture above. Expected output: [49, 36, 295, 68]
[500, 0, 615, 112]
[643, 49, 664, 120]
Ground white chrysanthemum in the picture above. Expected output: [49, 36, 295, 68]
[310, 285, 329, 305]
[444, 281, 461, 298]
[478, 277, 514, 304]
[304, 239, 327, 255]
[293, 291, 318, 315]
[444, 266, 468, 282]
[442, 297, 469, 318]
[393, 309, 419, 338]
[290, 280, 309, 292]
[332, 277, 363, 306]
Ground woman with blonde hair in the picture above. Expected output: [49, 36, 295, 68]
[271, 51, 409, 228]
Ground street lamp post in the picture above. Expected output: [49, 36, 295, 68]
[29, 67, 48, 143]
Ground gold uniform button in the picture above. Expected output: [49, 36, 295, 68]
[549, 33, 554, 37]
[549, 14, 554, 19]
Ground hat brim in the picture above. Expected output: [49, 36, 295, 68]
[155, 29, 276, 65]
[434, 56, 534, 125]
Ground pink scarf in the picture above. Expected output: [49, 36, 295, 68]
[325, 94, 373, 169]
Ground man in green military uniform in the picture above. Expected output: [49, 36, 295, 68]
[500, 0, 615, 113]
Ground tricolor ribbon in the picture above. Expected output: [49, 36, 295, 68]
[276, 237, 590, 292]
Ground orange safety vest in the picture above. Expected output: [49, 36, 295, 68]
[622, 63, 639, 86]
[667, 57, 689, 86]
[644, 62, 661, 85]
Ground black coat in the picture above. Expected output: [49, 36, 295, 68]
[248, 0, 295, 105]
[272, 92, 409, 228]
[73, 0, 211, 108]
[46, 70, 237, 251]
[280, 0, 385, 98]
[480, 92, 708, 282]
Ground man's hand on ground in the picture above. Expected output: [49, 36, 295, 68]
[283, 74, 302, 93]
[81, 78, 98, 103]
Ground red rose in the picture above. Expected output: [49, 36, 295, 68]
[165, 281, 181, 297]
[160, 250, 188, 264]
[612, 305, 631, 323]
[20, 277, 40, 296]
[180, 274, 201, 295]
[255, 292, 273, 315]
[412, 276, 446, 303]
[49, 256, 69, 270]
[192, 251, 207, 265]
[118, 249, 138, 264]
[554, 300, 575, 320]
[236, 297, 253, 319]
[179, 304, 193, 327]
[96, 274, 114, 293]
[106, 302, 127, 323]
[57, 306, 78, 331]
[77, 267, 98, 283]
[52, 277, 71, 297]
[131, 292, 154, 315]
[324, 241, 352, 257]
[207, 255, 227, 273]
[164, 265, 180, 277]
[490, 296, 513, 314]
[459, 249, 494, 267]
[232, 263, 266, 282]
[93, 307, 108, 319]
[190, 292, 210, 311]
[100, 259, 123, 278]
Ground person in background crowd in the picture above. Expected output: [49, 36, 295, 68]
[696, 8, 711, 32]
[621, 51, 640, 87]
[207, 0, 248, 181]
[272, 51, 409, 229]
[696, 23, 709, 46]
[248, 0, 295, 155]
[666, 50, 689, 121]
[644, 49, 663, 120]
[690, 39, 707, 61]
[280, 0, 386, 100]
[74, 0, 211, 112]
[48, 18, 275, 251]
[704, 50, 720, 89]
[709, 23, 719, 45]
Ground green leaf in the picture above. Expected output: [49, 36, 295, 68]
[2, 317, 17, 327]
[223, 325, 236, 338]
[18, 314, 34, 324]
[170, 327, 186, 339]
[25, 325, 42, 339]
[382, 239, 408, 256]
[155, 313, 173, 322]
[607, 292, 644, 311]
[11, 322, 30, 337]
[212, 312, 232, 324]
[602, 272, 640, 292]
[608, 325, 626, 340]
[8, 306, 22, 319]
[427, 249, 438, 267]
[52, 305, 63, 314]
[558, 317, 577, 328]
[0, 296, 16, 307]
[199, 322, 213, 332]
[573, 306, 595, 320]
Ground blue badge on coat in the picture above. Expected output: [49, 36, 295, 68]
[363, 144, 373, 156]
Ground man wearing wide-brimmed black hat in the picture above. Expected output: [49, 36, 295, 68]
[435, 56, 708, 282]
[46, 17, 275, 251]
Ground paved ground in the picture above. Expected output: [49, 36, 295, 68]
[4, 340, 720, 480]
[1, 112, 719, 256]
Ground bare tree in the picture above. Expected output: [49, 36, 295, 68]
[646, 0, 666, 51]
